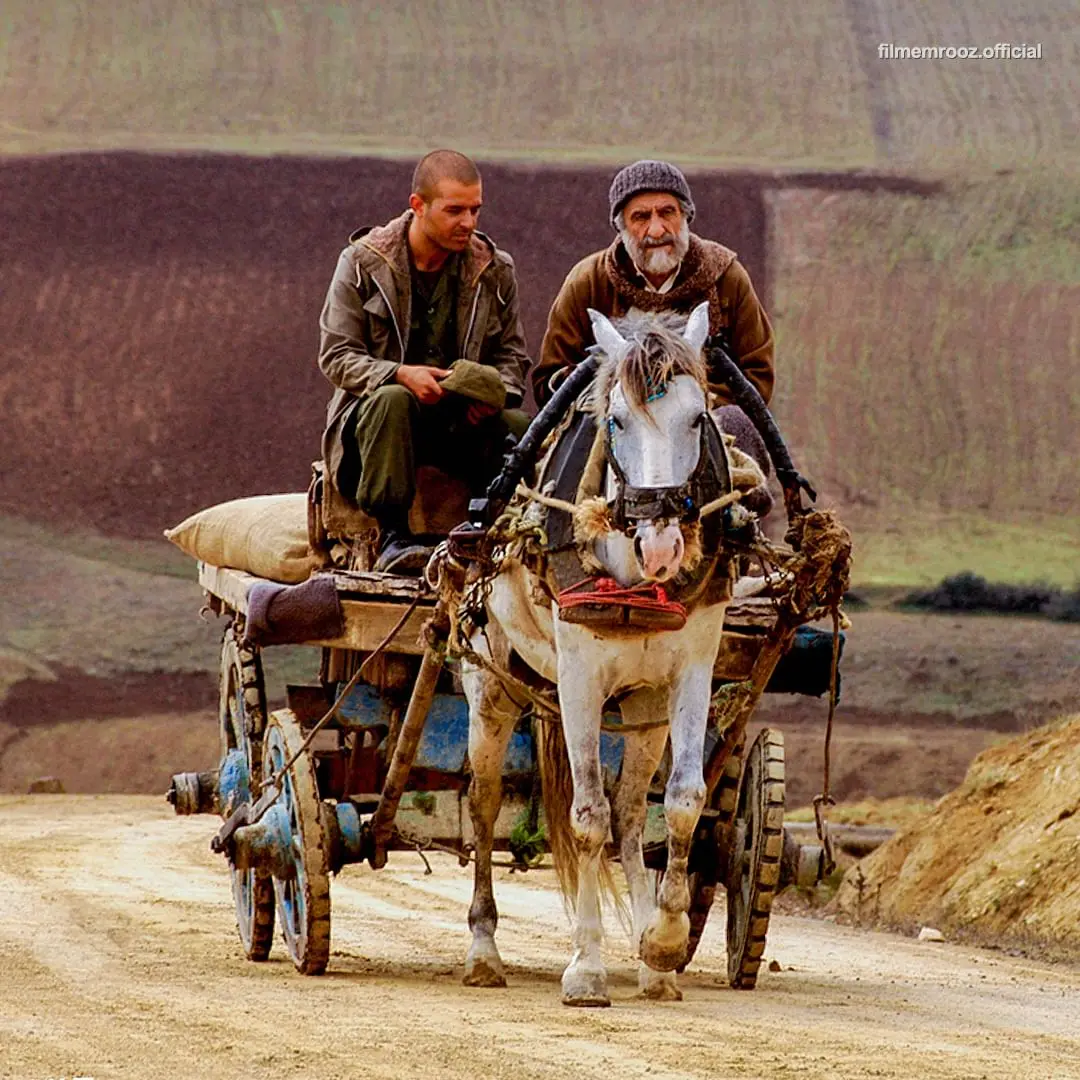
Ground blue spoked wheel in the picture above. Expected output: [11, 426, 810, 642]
[262, 709, 332, 975]
[219, 626, 275, 961]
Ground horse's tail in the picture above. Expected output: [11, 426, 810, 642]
[536, 716, 623, 919]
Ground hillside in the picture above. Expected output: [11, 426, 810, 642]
[2, 1, 1075, 172]
[834, 714, 1080, 961]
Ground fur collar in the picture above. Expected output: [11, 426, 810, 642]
[351, 210, 496, 286]
[602, 234, 738, 335]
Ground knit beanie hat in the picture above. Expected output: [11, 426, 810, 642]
[608, 160, 696, 227]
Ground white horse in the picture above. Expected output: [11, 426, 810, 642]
[460, 302, 741, 1005]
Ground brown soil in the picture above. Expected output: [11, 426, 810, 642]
[834, 714, 1080, 962]
[1, 794, 1078, 1080]
[0, 153, 931, 539]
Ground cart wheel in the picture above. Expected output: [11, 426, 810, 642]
[262, 709, 332, 975]
[725, 728, 784, 989]
[219, 626, 276, 961]
[678, 741, 744, 972]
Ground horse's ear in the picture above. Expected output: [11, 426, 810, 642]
[683, 302, 711, 353]
[588, 308, 628, 359]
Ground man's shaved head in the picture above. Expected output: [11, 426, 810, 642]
[411, 150, 482, 204]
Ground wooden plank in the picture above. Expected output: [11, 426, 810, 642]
[198, 563, 432, 654]
[724, 596, 780, 631]
[712, 630, 760, 682]
[198, 562, 258, 614]
[198, 561, 775, 662]
[327, 569, 431, 601]
[325, 600, 432, 654]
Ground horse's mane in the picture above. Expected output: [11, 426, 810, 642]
[591, 310, 707, 420]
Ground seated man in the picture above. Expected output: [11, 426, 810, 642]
[534, 159, 775, 479]
[318, 150, 530, 571]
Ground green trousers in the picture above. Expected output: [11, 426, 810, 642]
[347, 385, 530, 523]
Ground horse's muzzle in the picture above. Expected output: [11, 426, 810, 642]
[633, 522, 685, 582]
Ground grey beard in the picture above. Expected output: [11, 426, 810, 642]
[620, 219, 690, 279]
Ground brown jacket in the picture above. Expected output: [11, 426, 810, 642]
[535, 234, 774, 406]
[318, 210, 529, 485]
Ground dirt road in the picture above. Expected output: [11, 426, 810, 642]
[2, 796, 1078, 1080]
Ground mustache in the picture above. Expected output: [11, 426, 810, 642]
[640, 233, 678, 248]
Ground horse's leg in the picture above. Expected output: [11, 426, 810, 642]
[461, 660, 522, 988]
[556, 668, 611, 1007]
[639, 659, 714, 973]
[611, 689, 679, 1000]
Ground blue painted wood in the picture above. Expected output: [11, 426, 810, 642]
[331, 627, 838, 779]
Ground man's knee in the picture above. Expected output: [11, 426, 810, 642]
[359, 383, 418, 431]
[502, 407, 531, 441]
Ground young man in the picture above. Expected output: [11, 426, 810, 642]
[534, 159, 775, 410]
[318, 150, 530, 571]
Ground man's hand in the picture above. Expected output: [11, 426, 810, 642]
[394, 364, 448, 405]
[466, 401, 500, 425]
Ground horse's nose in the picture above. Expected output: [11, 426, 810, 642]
[635, 523, 685, 581]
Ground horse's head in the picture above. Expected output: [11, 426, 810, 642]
[588, 302, 730, 584]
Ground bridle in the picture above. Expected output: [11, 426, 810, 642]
[603, 385, 732, 533]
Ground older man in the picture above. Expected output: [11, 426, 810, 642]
[533, 160, 774, 411]
[318, 150, 530, 571]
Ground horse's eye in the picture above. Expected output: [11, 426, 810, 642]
[608, 416, 624, 431]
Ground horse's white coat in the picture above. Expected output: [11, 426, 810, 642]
[462, 303, 732, 1005]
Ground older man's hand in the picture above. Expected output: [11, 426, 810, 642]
[395, 364, 448, 405]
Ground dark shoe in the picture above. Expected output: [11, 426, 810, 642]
[373, 530, 433, 574]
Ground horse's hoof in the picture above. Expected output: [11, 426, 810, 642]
[639, 969, 683, 1001]
[464, 943, 507, 988]
[561, 966, 611, 1007]
[640, 920, 690, 973]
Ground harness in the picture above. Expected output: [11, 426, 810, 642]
[604, 406, 732, 532]
[532, 385, 735, 631]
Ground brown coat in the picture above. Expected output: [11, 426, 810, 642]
[534, 234, 774, 406]
[318, 210, 529, 487]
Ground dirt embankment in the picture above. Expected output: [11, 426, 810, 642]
[835, 714, 1080, 961]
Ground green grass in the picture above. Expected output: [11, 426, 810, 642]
[0, 514, 195, 580]
[845, 509, 1080, 589]
[2, 0, 1077, 173]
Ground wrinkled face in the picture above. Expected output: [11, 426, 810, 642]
[412, 178, 483, 252]
[607, 374, 707, 582]
[619, 192, 690, 278]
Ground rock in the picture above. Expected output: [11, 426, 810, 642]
[768, 959, 782, 972]
[27, 776, 65, 794]
[918, 926, 945, 943]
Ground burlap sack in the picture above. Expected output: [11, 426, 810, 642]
[439, 360, 507, 409]
[164, 493, 323, 584]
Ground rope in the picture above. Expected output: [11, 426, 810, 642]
[260, 593, 426, 794]
[812, 604, 843, 876]
[514, 481, 578, 516]
[557, 576, 688, 625]
[514, 481, 743, 526]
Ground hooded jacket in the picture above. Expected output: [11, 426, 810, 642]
[318, 210, 529, 486]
